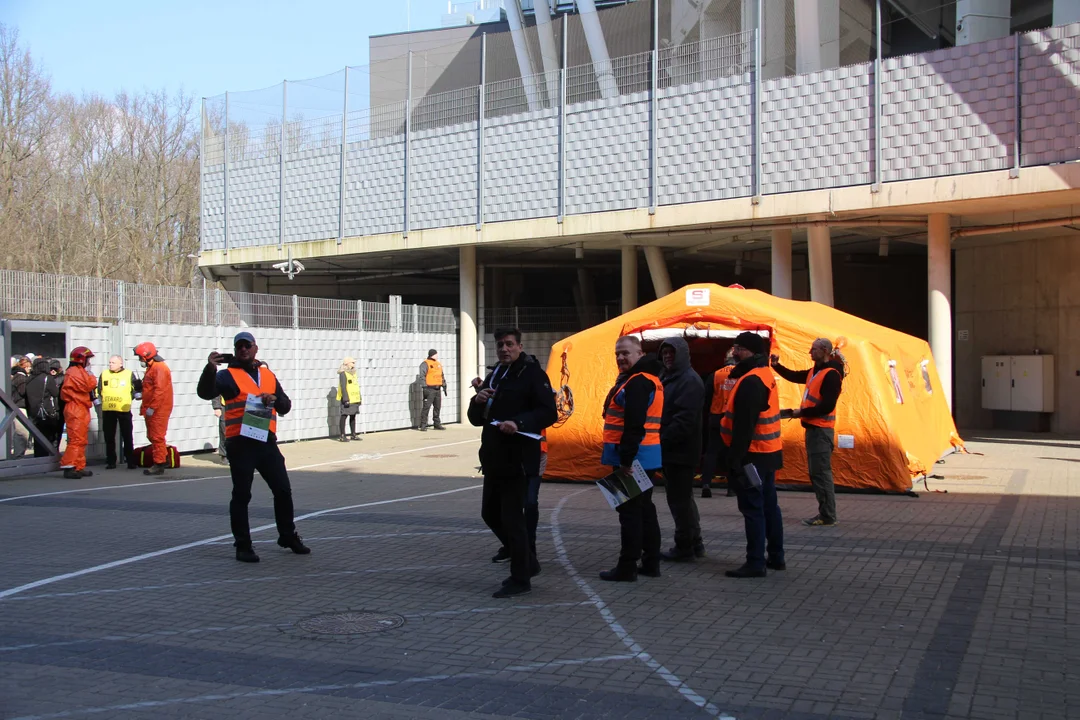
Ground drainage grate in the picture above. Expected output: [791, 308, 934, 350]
[294, 611, 405, 636]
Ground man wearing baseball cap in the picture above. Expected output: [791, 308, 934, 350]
[197, 331, 310, 563]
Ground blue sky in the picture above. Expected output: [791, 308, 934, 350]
[0, 0, 446, 100]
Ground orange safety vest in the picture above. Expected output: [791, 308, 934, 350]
[709, 365, 737, 415]
[719, 367, 782, 454]
[424, 358, 444, 387]
[800, 367, 840, 429]
[602, 372, 664, 469]
[223, 366, 278, 439]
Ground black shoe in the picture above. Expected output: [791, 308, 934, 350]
[78, 469, 93, 477]
[63, 469, 81, 479]
[433, 425, 446, 431]
[339, 436, 349, 442]
[660, 546, 695, 562]
[493, 579, 531, 598]
[351, 434, 360, 441]
[126, 462, 137, 470]
[693, 542, 706, 559]
[491, 546, 511, 563]
[419, 426, 428, 432]
[637, 562, 662, 578]
[143, 464, 165, 476]
[725, 565, 767, 578]
[105, 462, 116, 470]
[766, 559, 786, 571]
[236, 547, 260, 563]
[701, 487, 713, 498]
[599, 564, 638, 582]
[277, 533, 311, 554]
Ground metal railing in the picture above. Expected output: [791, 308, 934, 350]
[0, 269, 456, 334]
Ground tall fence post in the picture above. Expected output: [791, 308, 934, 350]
[1011, 32, 1021, 179]
[404, 50, 412, 239]
[339, 66, 348, 243]
[476, 33, 486, 232]
[558, 13, 567, 223]
[215, 288, 222, 326]
[649, 0, 659, 215]
[199, 98, 205, 254]
[873, 0, 883, 192]
[202, 278, 208, 326]
[356, 298, 366, 434]
[752, 1, 762, 204]
[292, 294, 300, 443]
[224, 91, 230, 254]
[280, 81, 287, 250]
[117, 281, 126, 324]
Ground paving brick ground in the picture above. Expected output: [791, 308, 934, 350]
[1, 425, 1079, 719]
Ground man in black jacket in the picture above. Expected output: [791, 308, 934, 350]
[9, 356, 31, 458]
[197, 332, 310, 563]
[723, 332, 785, 579]
[657, 338, 705, 562]
[468, 327, 558, 599]
[771, 338, 845, 526]
[25, 357, 60, 457]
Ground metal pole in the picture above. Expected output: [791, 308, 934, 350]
[199, 98, 205, 254]
[224, 91, 230, 254]
[477, 34, 486, 231]
[279, 81, 287, 249]
[752, 9, 762, 204]
[202, 277, 208, 326]
[404, 50, 412, 239]
[1011, 32, 1021, 179]
[648, 0, 658, 215]
[558, 13, 567, 223]
[339, 67, 348, 243]
[873, 0, 883, 192]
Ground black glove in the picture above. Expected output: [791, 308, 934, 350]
[342, 401, 350, 408]
[442, 386, 447, 396]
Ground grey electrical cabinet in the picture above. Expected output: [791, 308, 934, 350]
[981, 355, 1054, 412]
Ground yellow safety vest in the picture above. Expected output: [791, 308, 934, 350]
[100, 369, 134, 413]
[336, 372, 361, 403]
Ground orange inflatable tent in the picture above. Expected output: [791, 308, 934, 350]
[544, 284, 963, 493]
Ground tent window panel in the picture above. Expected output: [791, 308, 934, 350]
[920, 360, 933, 394]
[888, 361, 904, 404]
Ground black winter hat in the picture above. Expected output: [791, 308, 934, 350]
[733, 332, 765, 355]
[428, 349, 438, 358]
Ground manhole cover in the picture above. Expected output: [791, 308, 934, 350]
[423, 453, 456, 458]
[948, 474, 987, 480]
[295, 611, 404, 636]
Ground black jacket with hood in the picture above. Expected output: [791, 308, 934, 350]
[24, 358, 60, 421]
[725, 354, 783, 473]
[773, 358, 844, 429]
[658, 338, 704, 466]
[10, 365, 29, 408]
[601, 353, 664, 468]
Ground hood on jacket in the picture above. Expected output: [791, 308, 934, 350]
[658, 338, 693, 380]
[30, 358, 49, 376]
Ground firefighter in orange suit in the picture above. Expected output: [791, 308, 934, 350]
[135, 342, 173, 476]
[419, 349, 447, 431]
[59, 347, 97, 479]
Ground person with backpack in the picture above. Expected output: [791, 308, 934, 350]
[25, 357, 61, 457]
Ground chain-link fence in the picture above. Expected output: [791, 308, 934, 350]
[0, 270, 456, 334]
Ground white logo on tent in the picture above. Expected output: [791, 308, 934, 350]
[685, 288, 710, 306]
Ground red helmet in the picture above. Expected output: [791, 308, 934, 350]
[69, 346, 94, 366]
[134, 342, 158, 362]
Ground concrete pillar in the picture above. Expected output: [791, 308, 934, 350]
[1054, 0, 1080, 25]
[806, 224, 834, 306]
[621, 246, 638, 314]
[577, 267, 597, 328]
[762, 0, 788, 80]
[771, 229, 793, 299]
[238, 270, 254, 294]
[577, 0, 619, 99]
[794, 0, 840, 74]
[459, 245, 478, 420]
[928, 213, 952, 411]
[534, 0, 561, 105]
[956, 0, 1011, 45]
[643, 246, 673, 299]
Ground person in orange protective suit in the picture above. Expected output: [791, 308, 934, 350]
[135, 342, 173, 476]
[59, 347, 97, 479]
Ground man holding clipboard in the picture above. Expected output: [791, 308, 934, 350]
[719, 332, 786, 578]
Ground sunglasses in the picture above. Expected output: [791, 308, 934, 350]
[234, 341, 253, 350]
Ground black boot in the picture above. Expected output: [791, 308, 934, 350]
[63, 469, 81, 479]
[277, 533, 311, 555]
[701, 487, 713, 498]
[660, 546, 695, 562]
[725, 564, 766, 578]
[339, 435, 349, 442]
[637, 559, 662, 578]
[235, 546, 260, 563]
[351, 433, 360, 441]
[599, 562, 638, 582]
[693, 541, 706, 559]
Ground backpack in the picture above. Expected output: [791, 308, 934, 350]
[36, 392, 59, 423]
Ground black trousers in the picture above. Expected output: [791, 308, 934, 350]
[226, 437, 297, 549]
[102, 411, 134, 466]
[699, 415, 726, 489]
[338, 414, 357, 437]
[616, 486, 661, 567]
[421, 386, 442, 427]
[32, 419, 58, 457]
[481, 469, 534, 584]
[663, 462, 702, 550]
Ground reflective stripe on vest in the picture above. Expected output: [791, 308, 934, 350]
[801, 367, 840, 428]
[719, 367, 783, 453]
[223, 367, 278, 439]
[602, 373, 664, 447]
[100, 369, 133, 413]
[336, 372, 361, 403]
[424, 359, 443, 387]
[709, 365, 736, 415]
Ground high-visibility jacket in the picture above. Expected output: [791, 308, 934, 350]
[223, 367, 278, 440]
[719, 367, 782, 454]
[337, 371, 361, 403]
[709, 365, 737, 415]
[424, 358, 444, 387]
[99, 369, 134, 413]
[800, 367, 840, 429]
[601, 372, 664, 470]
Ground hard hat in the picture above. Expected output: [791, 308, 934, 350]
[134, 342, 158, 362]
[69, 347, 94, 366]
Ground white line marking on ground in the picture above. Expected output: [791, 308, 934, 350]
[6, 653, 636, 720]
[0, 485, 482, 601]
[550, 490, 733, 719]
[0, 438, 479, 504]
[208, 528, 490, 546]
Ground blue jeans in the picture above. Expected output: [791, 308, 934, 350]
[734, 465, 784, 570]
